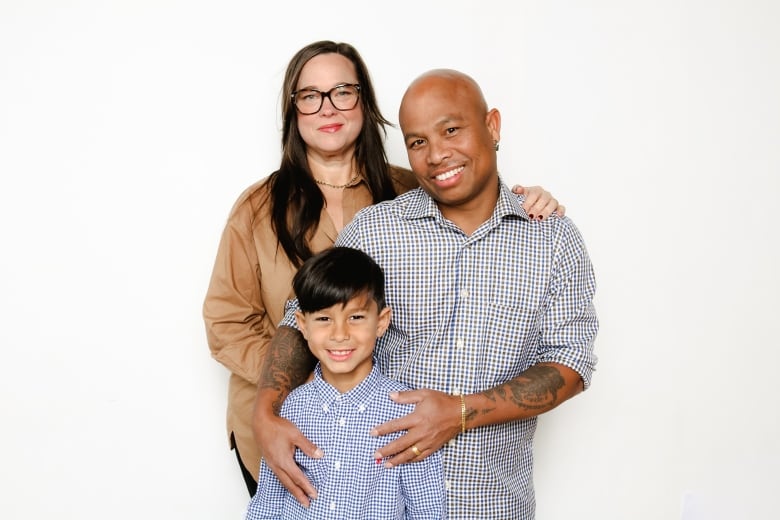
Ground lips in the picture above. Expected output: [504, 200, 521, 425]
[434, 165, 464, 181]
[318, 123, 343, 133]
[326, 349, 354, 361]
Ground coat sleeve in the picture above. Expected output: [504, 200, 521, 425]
[203, 194, 272, 385]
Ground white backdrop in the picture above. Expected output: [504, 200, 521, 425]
[1, 1, 778, 519]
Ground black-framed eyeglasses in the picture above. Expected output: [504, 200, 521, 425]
[291, 83, 361, 115]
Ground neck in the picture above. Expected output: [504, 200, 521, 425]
[307, 153, 357, 187]
[438, 180, 500, 236]
[314, 172, 359, 190]
[322, 366, 371, 394]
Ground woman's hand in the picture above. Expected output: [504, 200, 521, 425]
[512, 185, 566, 220]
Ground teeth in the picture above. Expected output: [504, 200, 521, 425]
[435, 166, 463, 181]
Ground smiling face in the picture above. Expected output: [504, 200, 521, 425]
[295, 53, 364, 163]
[295, 291, 391, 393]
[399, 70, 502, 227]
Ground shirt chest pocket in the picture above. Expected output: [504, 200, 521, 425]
[478, 303, 539, 385]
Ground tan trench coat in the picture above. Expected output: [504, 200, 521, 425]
[203, 166, 417, 480]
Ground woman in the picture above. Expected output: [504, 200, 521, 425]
[203, 40, 563, 496]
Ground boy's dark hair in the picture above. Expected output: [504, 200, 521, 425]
[293, 247, 386, 313]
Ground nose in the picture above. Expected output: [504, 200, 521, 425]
[426, 138, 450, 165]
[330, 320, 349, 341]
[319, 94, 337, 115]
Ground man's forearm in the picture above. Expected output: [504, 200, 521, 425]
[257, 325, 316, 414]
[465, 363, 584, 429]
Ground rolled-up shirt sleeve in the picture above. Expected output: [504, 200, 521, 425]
[536, 217, 598, 388]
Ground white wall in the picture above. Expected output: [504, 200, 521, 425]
[1, 1, 778, 519]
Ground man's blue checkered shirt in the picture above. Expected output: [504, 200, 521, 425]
[245, 364, 447, 519]
[280, 181, 598, 519]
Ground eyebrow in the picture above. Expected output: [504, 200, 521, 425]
[295, 81, 357, 91]
[436, 115, 462, 126]
[403, 115, 462, 140]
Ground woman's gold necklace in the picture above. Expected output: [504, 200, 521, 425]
[313, 173, 360, 190]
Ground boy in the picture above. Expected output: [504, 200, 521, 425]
[245, 247, 446, 519]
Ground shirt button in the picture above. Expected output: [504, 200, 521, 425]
[445, 480, 452, 491]
[452, 388, 461, 395]
[460, 289, 469, 298]
[322, 404, 329, 413]
[456, 338, 464, 349]
[334, 461, 341, 470]
[448, 438, 457, 447]
[338, 418, 346, 426]
[329, 501, 336, 510]
[358, 404, 366, 413]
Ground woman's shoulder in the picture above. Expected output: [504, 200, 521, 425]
[226, 175, 274, 218]
[387, 164, 419, 194]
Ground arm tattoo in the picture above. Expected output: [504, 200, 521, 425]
[480, 365, 566, 413]
[259, 326, 316, 414]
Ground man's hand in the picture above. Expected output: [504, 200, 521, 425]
[512, 185, 566, 220]
[254, 412, 323, 507]
[369, 389, 461, 467]
[253, 325, 321, 507]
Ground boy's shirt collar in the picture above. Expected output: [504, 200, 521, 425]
[312, 361, 380, 413]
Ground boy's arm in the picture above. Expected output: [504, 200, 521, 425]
[252, 325, 321, 507]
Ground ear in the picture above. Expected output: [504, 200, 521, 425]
[294, 311, 308, 340]
[375, 306, 392, 338]
[485, 108, 501, 144]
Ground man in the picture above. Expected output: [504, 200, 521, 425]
[255, 69, 598, 519]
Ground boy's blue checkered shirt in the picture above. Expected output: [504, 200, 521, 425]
[280, 180, 598, 519]
[245, 363, 447, 519]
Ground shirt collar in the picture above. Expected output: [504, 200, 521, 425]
[401, 177, 532, 223]
[312, 362, 382, 411]
[494, 179, 532, 220]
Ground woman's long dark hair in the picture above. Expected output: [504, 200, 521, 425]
[268, 41, 398, 267]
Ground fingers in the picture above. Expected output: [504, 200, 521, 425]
[511, 184, 527, 195]
[257, 417, 321, 507]
[369, 390, 421, 437]
[533, 196, 557, 220]
[284, 431, 322, 503]
[295, 431, 325, 460]
[523, 187, 550, 220]
[388, 389, 423, 404]
[369, 410, 419, 465]
[370, 415, 411, 439]
[273, 458, 317, 507]
[514, 185, 565, 220]
[376, 438, 436, 468]
[525, 189, 558, 220]
[371, 389, 460, 467]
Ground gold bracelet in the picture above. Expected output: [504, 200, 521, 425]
[459, 394, 466, 435]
